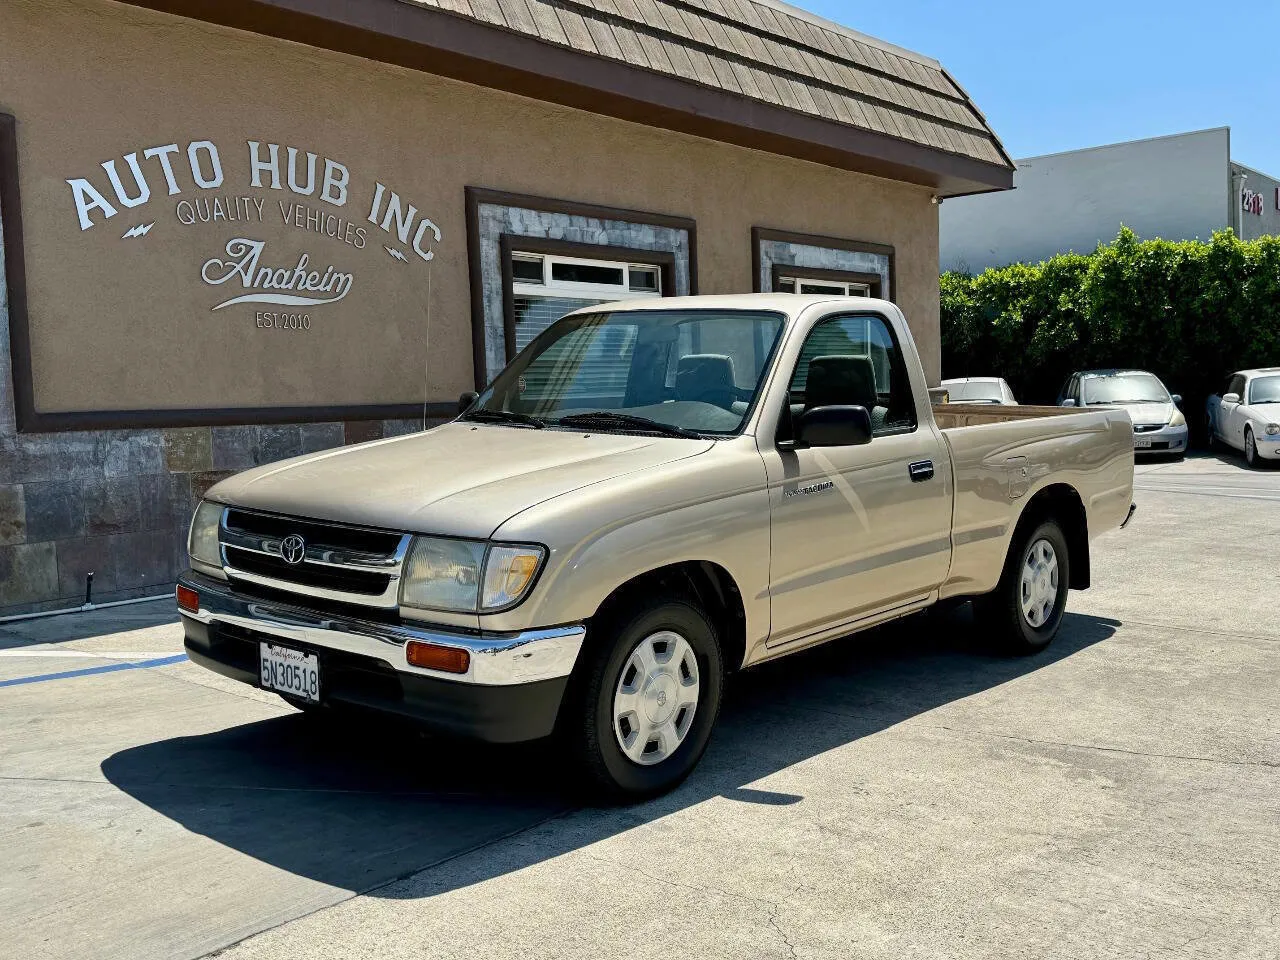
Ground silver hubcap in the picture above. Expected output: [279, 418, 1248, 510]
[1019, 538, 1059, 629]
[613, 630, 700, 766]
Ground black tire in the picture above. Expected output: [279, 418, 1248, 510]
[1245, 428, 1261, 469]
[975, 518, 1070, 656]
[1206, 417, 1217, 451]
[562, 597, 724, 802]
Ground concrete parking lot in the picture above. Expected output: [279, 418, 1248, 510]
[2, 453, 1277, 960]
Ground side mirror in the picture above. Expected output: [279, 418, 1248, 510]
[1223, 392, 1240, 404]
[457, 391, 479, 414]
[795, 405, 872, 448]
[1170, 394, 1182, 406]
[1061, 398, 1077, 407]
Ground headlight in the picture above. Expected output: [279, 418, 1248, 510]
[188, 501, 224, 567]
[482, 545, 545, 609]
[1168, 409, 1185, 427]
[400, 538, 545, 612]
[1267, 424, 1280, 436]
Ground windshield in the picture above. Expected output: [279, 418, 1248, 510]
[467, 309, 786, 435]
[1082, 373, 1168, 405]
[1248, 376, 1280, 404]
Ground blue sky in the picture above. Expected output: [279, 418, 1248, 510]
[802, 0, 1280, 171]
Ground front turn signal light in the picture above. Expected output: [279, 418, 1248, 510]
[481, 545, 545, 610]
[176, 584, 199, 613]
[406, 641, 471, 674]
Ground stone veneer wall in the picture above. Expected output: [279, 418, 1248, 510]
[0, 189, 430, 616]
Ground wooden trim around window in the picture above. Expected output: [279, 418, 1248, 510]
[752, 226, 896, 304]
[1, 113, 37, 433]
[464, 187, 696, 388]
[770, 263, 883, 297]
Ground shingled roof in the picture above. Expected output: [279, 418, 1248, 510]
[126, 0, 1015, 195]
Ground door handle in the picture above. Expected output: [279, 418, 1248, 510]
[908, 460, 934, 482]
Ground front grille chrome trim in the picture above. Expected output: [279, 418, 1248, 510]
[220, 525, 410, 570]
[218, 508, 411, 609]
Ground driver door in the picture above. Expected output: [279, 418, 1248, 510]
[761, 312, 952, 647]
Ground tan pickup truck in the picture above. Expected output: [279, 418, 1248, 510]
[177, 295, 1135, 799]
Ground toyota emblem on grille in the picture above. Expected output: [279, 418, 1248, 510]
[280, 534, 307, 565]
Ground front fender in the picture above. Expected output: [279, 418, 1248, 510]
[476, 439, 772, 648]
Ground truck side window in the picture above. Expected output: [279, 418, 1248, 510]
[787, 314, 917, 436]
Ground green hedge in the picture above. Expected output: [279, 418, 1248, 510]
[940, 227, 1280, 440]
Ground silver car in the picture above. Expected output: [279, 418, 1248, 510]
[940, 376, 1018, 405]
[1058, 369, 1187, 457]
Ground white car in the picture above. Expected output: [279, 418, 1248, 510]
[940, 376, 1018, 405]
[1058, 369, 1188, 457]
[1206, 368, 1280, 468]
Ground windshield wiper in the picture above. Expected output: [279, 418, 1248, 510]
[552, 412, 703, 439]
[461, 409, 545, 429]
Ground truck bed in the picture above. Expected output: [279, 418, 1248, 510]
[933, 404, 1135, 600]
[932, 403, 1078, 429]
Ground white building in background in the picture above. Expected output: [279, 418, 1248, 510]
[940, 127, 1280, 274]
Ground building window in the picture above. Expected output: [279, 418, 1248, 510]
[465, 189, 695, 388]
[776, 275, 872, 296]
[510, 252, 664, 354]
[753, 227, 894, 303]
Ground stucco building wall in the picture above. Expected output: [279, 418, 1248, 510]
[0, 0, 941, 614]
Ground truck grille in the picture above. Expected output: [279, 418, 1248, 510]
[218, 508, 410, 609]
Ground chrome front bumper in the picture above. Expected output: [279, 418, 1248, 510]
[1254, 433, 1280, 458]
[177, 572, 585, 686]
[1132, 422, 1188, 454]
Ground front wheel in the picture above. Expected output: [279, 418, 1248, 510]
[976, 518, 1070, 655]
[562, 597, 724, 802]
[1246, 428, 1261, 468]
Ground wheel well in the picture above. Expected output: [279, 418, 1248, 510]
[1015, 484, 1090, 589]
[592, 561, 748, 671]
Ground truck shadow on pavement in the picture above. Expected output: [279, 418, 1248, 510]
[101, 607, 1118, 899]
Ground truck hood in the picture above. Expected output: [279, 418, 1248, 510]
[205, 422, 715, 539]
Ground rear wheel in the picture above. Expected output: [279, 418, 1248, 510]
[1206, 416, 1217, 451]
[562, 597, 723, 802]
[976, 518, 1070, 655]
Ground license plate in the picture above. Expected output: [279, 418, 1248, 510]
[1133, 437, 1153, 449]
[259, 642, 320, 703]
